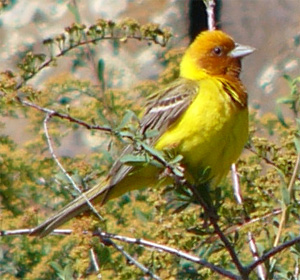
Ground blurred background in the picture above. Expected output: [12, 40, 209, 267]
[1, 0, 300, 153]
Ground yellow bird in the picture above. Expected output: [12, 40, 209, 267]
[31, 30, 255, 237]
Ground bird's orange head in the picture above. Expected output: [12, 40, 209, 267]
[180, 30, 255, 80]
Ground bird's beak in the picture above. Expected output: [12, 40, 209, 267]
[229, 43, 256, 58]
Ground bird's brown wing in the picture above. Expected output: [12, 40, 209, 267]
[108, 78, 199, 186]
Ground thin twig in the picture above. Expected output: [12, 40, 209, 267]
[16, 34, 168, 90]
[273, 153, 300, 247]
[204, 0, 216, 30]
[110, 240, 161, 280]
[246, 146, 279, 170]
[294, 258, 299, 279]
[231, 164, 266, 279]
[247, 232, 266, 280]
[231, 164, 243, 204]
[18, 97, 112, 133]
[227, 208, 280, 237]
[69, 1, 110, 117]
[186, 183, 245, 278]
[43, 113, 104, 221]
[90, 248, 102, 279]
[246, 234, 300, 273]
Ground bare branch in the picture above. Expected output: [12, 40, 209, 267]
[17, 97, 112, 133]
[0, 228, 240, 280]
[231, 164, 243, 204]
[246, 235, 300, 273]
[90, 248, 101, 278]
[203, 0, 216, 30]
[205, 208, 281, 243]
[43, 113, 104, 221]
[246, 145, 279, 170]
[273, 153, 300, 247]
[16, 34, 170, 90]
[96, 230, 242, 280]
[231, 163, 266, 279]
[5, 226, 300, 279]
[110, 240, 161, 280]
[247, 232, 266, 280]
[186, 183, 245, 278]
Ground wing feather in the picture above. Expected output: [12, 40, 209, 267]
[108, 78, 199, 185]
[140, 78, 198, 136]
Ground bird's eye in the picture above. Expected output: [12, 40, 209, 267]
[212, 46, 223, 56]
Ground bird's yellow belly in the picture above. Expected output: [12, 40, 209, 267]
[155, 79, 248, 185]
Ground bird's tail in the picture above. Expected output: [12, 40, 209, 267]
[30, 165, 167, 237]
[30, 181, 113, 238]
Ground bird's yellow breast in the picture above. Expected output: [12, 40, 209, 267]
[155, 77, 248, 185]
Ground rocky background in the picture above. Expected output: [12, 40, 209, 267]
[1, 0, 300, 152]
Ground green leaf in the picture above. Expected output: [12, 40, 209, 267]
[283, 74, 293, 85]
[96, 108, 111, 126]
[109, 90, 115, 110]
[169, 154, 183, 164]
[294, 34, 300, 47]
[294, 134, 300, 154]
[133, 207, 151, 222]
[290, 242, 300, 257]
[67, 3, 81, 23]
[276, 96, 296, 105]
[62, 263, 74, 280]
[49, 262, 65, 279]
[280, 184, 290, 206]
[172, 202, 190, 214]
[97, 59, 105, 82]
[95, 246, 112, 264]
[120, 154, 147, 164]
[117, 110, 136, 130]
[138, 140, 165, 163]
[172, 166, 184, 178]
[275, 105, 289, 128]
[49, 261, 62, 272]
[59, 96, 72, 105]
[55, 172, 70, 184]
[118, 130, 135, 139]
[113, 39, 120, 56]
[147, 158, 164, 168]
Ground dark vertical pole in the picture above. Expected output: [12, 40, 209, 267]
[188, 0, 222, 42]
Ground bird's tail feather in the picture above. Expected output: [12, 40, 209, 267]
[30, 182, 112, 238]
[30, 165, 163, 237]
